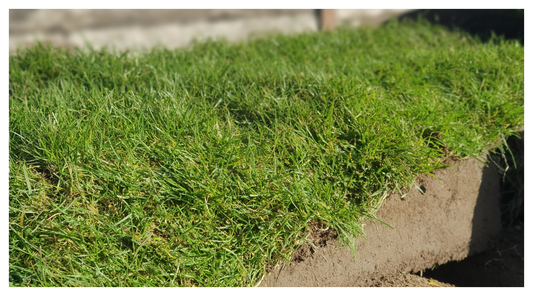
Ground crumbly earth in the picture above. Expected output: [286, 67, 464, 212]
[371, 273, 455, 287]
[419, 226, 524, 287]
[366, 225, 524, 287]
[261, 155, 523, 287]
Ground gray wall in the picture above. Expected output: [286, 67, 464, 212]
[9, 9, 412, 52]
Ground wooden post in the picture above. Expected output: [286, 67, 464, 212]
[319, 9, 337, 31]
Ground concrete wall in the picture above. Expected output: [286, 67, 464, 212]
[9, 9, 412, 52]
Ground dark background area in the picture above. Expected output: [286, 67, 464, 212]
[397, 9, 524, 44]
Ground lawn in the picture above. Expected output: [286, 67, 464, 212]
[9, 19, 524, 287]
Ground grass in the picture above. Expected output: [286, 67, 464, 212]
[9, 19, 524, 287]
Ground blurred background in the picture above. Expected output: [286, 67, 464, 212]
[8, 9, 410, 52]
[10, 9, 524, 53]
[12, 9, 523, 53]
[8, 9, 409, 52]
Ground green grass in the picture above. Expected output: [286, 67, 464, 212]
[9, 19, 524, 287]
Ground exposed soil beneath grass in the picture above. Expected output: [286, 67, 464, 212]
[370, 225, 524, 287]
[264, 198, 524, 288]
[419, 226, 524, 287]
[262, 134, 524, 287]
[371, 273, 455, 287]
[416, 133, 524, 287]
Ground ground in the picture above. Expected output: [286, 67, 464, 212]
[262, 134, 524, 287]
[372, 226, 524, 287]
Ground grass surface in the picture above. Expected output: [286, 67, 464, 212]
[9, 20, 524, 287]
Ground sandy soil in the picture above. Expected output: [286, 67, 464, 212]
[261, 155, 508, 287]
[368, 225, 524, 287]
[420, 226, 524, 287]
[261, 131, 524, 287]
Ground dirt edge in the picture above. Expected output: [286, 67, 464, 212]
[261, 155, 501, 287]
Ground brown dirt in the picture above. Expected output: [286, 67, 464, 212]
[290, 221, 339, 264]
[416, 133, 524, 287]
[420, 226, 524, 287]
[371, 273, 455, 287]
[261, 155, 505, 287]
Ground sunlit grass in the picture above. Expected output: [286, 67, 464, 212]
[9, 19, 523, 286]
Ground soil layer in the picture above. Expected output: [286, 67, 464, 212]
[261, 156, 502, 287]
[420, 221, 524, 286]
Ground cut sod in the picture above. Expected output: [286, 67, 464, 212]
[9, 19, 523, 287]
